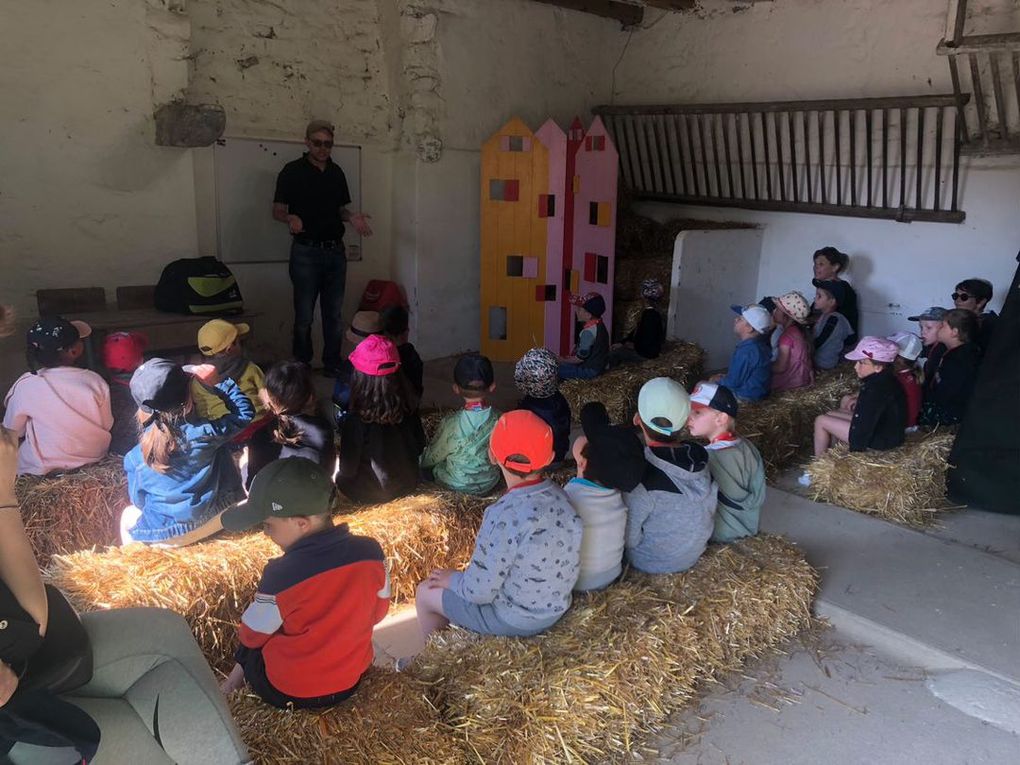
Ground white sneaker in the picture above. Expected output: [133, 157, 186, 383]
[797, 472, 813, 488]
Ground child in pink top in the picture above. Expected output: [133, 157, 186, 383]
[770, 291, 815, 392]
[3, 317, 113, 475]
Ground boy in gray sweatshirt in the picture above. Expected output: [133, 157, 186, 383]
[623, 378, 717, 574]
[414, 410, 582, 640]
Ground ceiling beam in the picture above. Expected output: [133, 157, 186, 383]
[642, 0, 697, 10]
[530, 0, 645, 26]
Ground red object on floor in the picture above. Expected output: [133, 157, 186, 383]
[358, 280, 408, 314]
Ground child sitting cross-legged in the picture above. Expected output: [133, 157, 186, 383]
[414, 410, 582, 641]
[123, 358, 254, 545]
[800, 337, 906, 486]
[624, 378, 717, 574]
[559, 292, 610, 380]
[686, 382, 765, 543]
[919, 309, 982, 428]
[710, 304, 773, 402]
[515, 347, 572, 463]
[420, 353, 501, 495]
[219, 457, 389, 708]
[3, 317, 113, 475]
[565, 402, 645, 592]
[608, 279, 666, 367]
[336, 335, 425, 504]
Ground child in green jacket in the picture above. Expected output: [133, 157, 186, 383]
[420, 354, 501, 495]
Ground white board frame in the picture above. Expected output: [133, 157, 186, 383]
[213, 137, 362, 265]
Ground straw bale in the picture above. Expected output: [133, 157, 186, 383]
[737, 366, 858, 478]
[806, 430, 958, 527]
[48, 490, 487, 671]
[229, 668, 463, 765]
[613, 255, 672, 302]
[16, 457, 127, 567]
[410, 535, 816, 764]
[421, 407, 456, 442]
[560, 341, 705, 424]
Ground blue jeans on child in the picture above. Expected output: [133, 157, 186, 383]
[558, 362, 599, 380]
[289, 240, 347, 369]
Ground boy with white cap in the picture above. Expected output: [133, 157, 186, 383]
[623, 377, 717, 574]
[686, 382, 765, 543]
[712, 304, 773, 402]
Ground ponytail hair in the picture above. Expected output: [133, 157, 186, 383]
[348, 368, 417, 425]
[263, 361, 315, 446]
[136, 407, 187, 473]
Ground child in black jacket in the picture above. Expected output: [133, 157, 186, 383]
[609, 278, 666, 367]
[920, 309, 982, 427]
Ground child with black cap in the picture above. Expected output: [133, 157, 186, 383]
[559, 291, 609, 380]
[515, 347, 572, 463]
[381, 304, 424, 398]
[3, 317, 112, 476]
[812, 279, 855, 369]
[420, 353, 501, 495]
[686, 382, 765, 543]
[219, 457, 389, 708]
[122, 357, 254, 545]
[565, 402, 645, 591]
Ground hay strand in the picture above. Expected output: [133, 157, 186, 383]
[806, 430, 959, 526]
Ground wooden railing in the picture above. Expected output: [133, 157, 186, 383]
[593, 94, 967, 224]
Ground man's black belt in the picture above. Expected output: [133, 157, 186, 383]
[293, 236, 342, 249]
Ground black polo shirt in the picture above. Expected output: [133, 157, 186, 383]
[273, 154, 352, 241]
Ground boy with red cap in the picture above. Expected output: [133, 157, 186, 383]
[413, 410, 582, 640]
[559, 292, 610, 380]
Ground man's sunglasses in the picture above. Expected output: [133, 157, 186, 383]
[951, 292, 972, 302]
[310, 139, 334, 149]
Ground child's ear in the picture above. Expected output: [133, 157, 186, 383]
[487, 382, 496, 393]
[452, 383, 460, 396]
[632, 413, 642, 428]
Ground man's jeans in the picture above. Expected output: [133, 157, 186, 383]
[289, 241, 346, 368]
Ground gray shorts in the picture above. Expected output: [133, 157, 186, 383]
[441, 589, 552, 638]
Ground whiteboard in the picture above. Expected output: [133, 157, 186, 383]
[213, 137, 362, 264]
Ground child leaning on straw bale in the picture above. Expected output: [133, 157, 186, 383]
[515, 347, 571, 463]
[3, 317, 112, 476]
[219, 457, 389, 709]
[565, 402, 645, 592]
[122, 358, 253, 545]
[623, 378, 717, 574]
[414, 411, 582, 641]
[558, 292, 610, 380]
[709, 304, 772, 402]
[420, 353, 501, 496]
[686, 383, 765, 543]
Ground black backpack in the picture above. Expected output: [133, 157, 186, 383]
[154, 256, 244, 315]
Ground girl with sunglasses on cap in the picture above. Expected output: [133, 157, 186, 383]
[121, 358, 254, 545]
[335, 335, 425, 504]
[3, 317, 113, 476]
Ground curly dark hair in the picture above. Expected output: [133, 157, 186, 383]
[349, 368, 418, 425]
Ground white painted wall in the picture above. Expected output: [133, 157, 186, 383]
[616, 0, 1020, 338]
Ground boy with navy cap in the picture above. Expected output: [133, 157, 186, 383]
[219, 457, 389, 708]
[623, 378, 717, 574]
[559, 291, 609, 380]
[686, 382, 765, 543]
[420, 353, 502, 495]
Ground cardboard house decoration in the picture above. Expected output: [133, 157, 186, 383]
[480, 116, 618, 362]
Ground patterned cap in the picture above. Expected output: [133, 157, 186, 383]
[640, 279, 665, 301]
[514, 347, 559, 399]
[777, 291, 812, 323]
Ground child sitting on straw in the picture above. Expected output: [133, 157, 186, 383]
[246, 361, 336, 488]
[3, 317, 112, 476]
[515, 347, 571, 463]
[710, 304, 772, 402]
[801, 337, 906, 487]
[336, 335, 424, 504]
[908, 306, 948, 382]
[420, 354, 501, 495]
[811, 280, 855, 370]
[332, 310, 382, 427]
[565, 402, 645, 592]
[558, 292, 609, 380]
[382, 304, 424, 399]
[191, 319, 266, 423]
[623, 378, 716, 573]
[887, 332, 923, 429]
[608, 279, 666, 367]
[770, 291, 815, 392]
[103, 331, 148, 456]
[686, 382, 765, 543]
[919, 309, 981, 428]
[220, 457, 389, 708]
[414, 410, 582, 640]
[122, 358, 254, 545]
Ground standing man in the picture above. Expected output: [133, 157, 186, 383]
[273, 120, 373, 375]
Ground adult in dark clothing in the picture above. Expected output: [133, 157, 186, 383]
[920, 309, 982, 427]
[813, 246, 859, 341]
[273, 120, 373, 375]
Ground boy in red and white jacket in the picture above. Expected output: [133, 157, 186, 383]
[219, 457, 389, 708]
